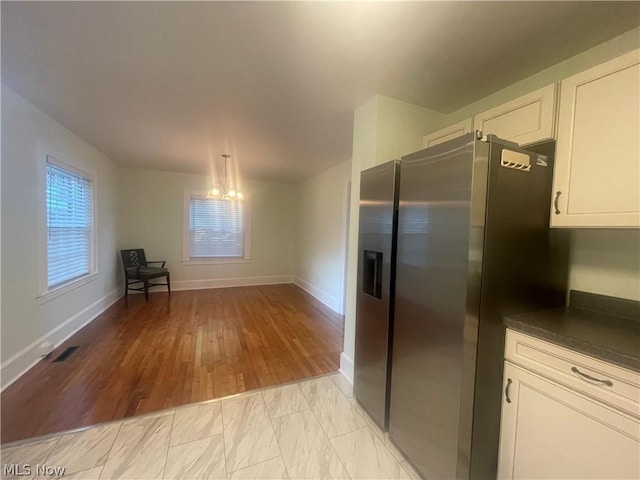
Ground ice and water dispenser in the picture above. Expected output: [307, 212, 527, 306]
[362, 250, 383, 299]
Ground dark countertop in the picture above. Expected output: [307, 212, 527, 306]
[505, 291, 640, 373]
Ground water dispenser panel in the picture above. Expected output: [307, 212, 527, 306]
[362, 250, 383, 299]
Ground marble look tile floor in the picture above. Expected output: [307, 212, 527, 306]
[0, 373, 422, 480]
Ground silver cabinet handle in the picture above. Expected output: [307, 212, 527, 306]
[571, 366, 613, 387]
[554, 191, 561, 214]
[505, 378, 513, 403]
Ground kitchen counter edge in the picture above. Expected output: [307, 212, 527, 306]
[505, 305, 640, 373]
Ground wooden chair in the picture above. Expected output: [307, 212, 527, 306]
[120, 249, 170, 300]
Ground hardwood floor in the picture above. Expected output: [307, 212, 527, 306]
[0, 284, 344, 443]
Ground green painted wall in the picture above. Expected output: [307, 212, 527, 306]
[447, 27, 640, 124]
[441, 27, 640, 302]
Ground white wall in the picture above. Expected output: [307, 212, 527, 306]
[118, 168, 297, 289]
[374, 95, 447, 165]
[294, 160, 351, 314]
[1, 86, 121, 388]
[569, 230, 640, 301]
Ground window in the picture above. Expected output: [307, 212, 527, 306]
[183, 193, 251, 263]
[45, 156, 95, 289]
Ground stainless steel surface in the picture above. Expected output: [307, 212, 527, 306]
[388, 134, 568, 480]
[354, 160, 400, 430]
[390, 134, 479, 480]
[469, 138, 567, 480]
[456, 138, 490, 480]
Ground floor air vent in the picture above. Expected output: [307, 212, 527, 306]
[53, 346, 79, 362]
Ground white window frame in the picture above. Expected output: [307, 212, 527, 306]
[37, 152, 98, 304]
[182, 190, 252, 265]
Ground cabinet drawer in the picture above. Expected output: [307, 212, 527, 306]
[505, 329, 639, 418]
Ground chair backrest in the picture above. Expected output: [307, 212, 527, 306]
[121, 249, 147, 269]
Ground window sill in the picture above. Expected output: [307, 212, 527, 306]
[182, 258, 251, 266]
[37, 272, 98, 305]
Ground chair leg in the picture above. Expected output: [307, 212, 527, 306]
[167, 273, 171, 295]
[144, 279, 149, 301]
[124, 278, 129, 297]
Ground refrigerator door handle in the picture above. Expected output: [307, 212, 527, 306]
[505, 378, 513, 403]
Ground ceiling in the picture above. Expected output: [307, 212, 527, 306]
[2, 2, 639, 182]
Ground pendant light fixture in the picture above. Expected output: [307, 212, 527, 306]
[208, 154, 244, 200]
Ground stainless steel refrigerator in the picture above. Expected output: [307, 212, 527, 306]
[389, 133, 567, 480]
[354, 159, 400, 430]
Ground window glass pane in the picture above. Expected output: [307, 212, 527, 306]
[46, 161, 93, 287]
[189, 197, 245, 258]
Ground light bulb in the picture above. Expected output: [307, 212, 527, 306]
[228, 190, 236, 198]
[211, 187, 221, 197]
[237, 192, 244, 200]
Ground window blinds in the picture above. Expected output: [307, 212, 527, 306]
[189, 197, 245, 258]
[46, 161, 93, 288]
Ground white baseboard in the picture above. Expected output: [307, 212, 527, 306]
[1, 288, 122, 392]
[339, 352, 354, 384]
[293, 276, 341, 314]
[171, 275, 294, 291]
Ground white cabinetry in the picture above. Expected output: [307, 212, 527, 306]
[498, 330, 640, 480]
[551, 49, 640, 227]
[422, 118, 473, 148]
[473, 84, 557, 145]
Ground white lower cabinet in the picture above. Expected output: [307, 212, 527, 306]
[498, 331, 640, 480]
[498, 362, 639, 480]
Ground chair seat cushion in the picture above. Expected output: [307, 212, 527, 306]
[126, 266, 169, 279]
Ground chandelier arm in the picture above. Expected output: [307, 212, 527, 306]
[210, 154, 241, 200]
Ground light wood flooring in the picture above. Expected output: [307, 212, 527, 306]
[0, 284, 344, 443]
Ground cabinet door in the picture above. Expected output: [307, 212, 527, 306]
[422, 118, 472, 148]
[552, 49, 640, 227]
[498, 363, 640, 480]
[473, 84, 557, 145]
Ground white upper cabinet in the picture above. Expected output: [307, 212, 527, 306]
[473, 84, 557, 145]
[551, 49, 640, 227]
[422, 118, 473, 148]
